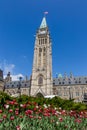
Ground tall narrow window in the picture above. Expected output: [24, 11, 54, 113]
[43, 47, 46, 56]
[45, 38, 47, 44]
[38, 76, 43, 85]
[76, 92, 79, 96]
[39, 48, 42, 52]
[43, 39, 44, 44]
[39, 39, 40, 45]
[41, 39, 42, 44]
[39, 48, 42, 56]
[44, 47, 45, 52]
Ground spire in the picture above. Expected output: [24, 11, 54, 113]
[40, 17, 47, 29]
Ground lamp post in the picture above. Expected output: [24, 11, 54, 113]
[18, 77, 22, 97]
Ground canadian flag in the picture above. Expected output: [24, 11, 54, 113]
[44, 11, 48, 14]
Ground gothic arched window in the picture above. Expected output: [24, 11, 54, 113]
[44, 47, 46, 52]
[43, 47, 46, 56]
[39, 48, 42, 57]
[43, 39, 44, 44]
[39, 48, 42, 52]
[41, 39, 43, 44]
[38, 76, 43, 85]
[45, 38, 47, 43]
[39, 39, 40, 45]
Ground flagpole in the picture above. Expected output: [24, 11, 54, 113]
[44, 11, 48, 17]
[44, 12, 46, 18]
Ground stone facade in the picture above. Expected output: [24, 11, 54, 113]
[53, 76, 87, 102]
[3, 72, 87, 102]
[3, 72, 31, 97]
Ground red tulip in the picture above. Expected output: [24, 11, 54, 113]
[25, 110, 33, 115]
[38, 116, 42, 120]
[0, 119, 3, 122]
[16, 126, 20, 130]
[9, 109, 13, 113]
[29, 115, 33, 118]
[19, 115, 23, 118]
[59, 117, 63, 122]
[75, 118, 82, 123]
[15, 111, 19, 115]
[10, 116, 14, 120]
[3, 114, 7, 119]
[0, 110, 2, 113]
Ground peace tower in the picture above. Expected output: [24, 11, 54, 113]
[30, 17, 53, 96]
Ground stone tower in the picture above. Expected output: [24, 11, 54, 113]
[5, 72, 12, 82]
[31, 17, 53, 96]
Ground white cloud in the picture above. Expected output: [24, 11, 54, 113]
[11, 74, 24, 81]
[4, 74, 24, 81]
[0, 60, 15, 75]
[4, 64, 15, 75]
[0, 60, 24, 81]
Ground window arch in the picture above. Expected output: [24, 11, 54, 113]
[43, 47, 46, 56]
[39, 48, 42, 52]
[38, 76, 43, 85]
[45, 38, 47, 43]
[36, 93, 44, 97]
[39, 39, 40, 45]
[44, 47, 46, 52]
[41, 39, 43, 44]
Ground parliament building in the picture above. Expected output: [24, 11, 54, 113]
[0, 17, 87, 103]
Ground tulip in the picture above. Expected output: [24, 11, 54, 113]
[4, 104, 9, 109]
[16, 126, 20, 130]
[9, 109, 13, 113]
[59, 117, 63, 122]
[0, 119, 3, 122]
[0, 110, 2, 113]
[3, 114, 7, 119]
[10, 116, 14, 120]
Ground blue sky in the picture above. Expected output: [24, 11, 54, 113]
[0, 0, 87, 79]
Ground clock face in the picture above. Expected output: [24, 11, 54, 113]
[39, 30, 46, 34]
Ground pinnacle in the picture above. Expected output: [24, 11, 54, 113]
[40, 17, 47, 29]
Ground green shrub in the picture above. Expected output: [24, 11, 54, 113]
[0, 92, 87, 111]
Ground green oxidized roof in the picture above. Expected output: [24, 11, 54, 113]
[40, 17, 47, 29]
[58, 74, 62, 78]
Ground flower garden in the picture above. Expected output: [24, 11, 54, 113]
[0, 92, 87, 130]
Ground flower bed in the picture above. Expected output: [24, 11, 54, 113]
[0, 99, 87, 130]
